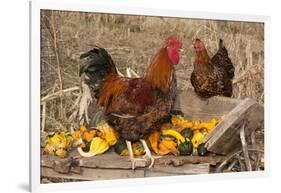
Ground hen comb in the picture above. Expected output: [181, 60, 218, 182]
[192, 38, 205, 51]
[192, 38, 202, 45]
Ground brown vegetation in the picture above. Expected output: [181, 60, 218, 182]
[40, 9, 264, 133]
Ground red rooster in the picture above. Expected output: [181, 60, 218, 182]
[80, 37, 182, 169]
[191, 38, 235, 98]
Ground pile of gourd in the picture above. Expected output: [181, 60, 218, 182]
[148, 115, 218, 156]
[43, 121, 118, 158]
[43, 115, 220, 158]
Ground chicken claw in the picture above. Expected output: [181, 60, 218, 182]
[126, 140, 147, 169]
[140, 139, 160, 168]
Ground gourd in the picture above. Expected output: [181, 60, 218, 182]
[178, 141, 193, 156]
[181, 128, 194, 140]
[77, 137, 109, 157]
[198, 143, 208, 156]
[114, 139, 129, 156]
[114, 139, 145, 156]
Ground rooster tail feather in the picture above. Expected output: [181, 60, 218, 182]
[79, 47, 117, 88]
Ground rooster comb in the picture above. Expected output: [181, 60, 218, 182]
[165, 36, 182, 48]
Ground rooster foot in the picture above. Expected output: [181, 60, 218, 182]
[126, 140, 147, 170]
[142, 154, 155, 168]
[126, 140, 161, 169]
[140, 139, 162, 168]
[129, 157, 148, 170]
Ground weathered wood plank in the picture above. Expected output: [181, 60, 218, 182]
[41, 151, 145, 169]
[174, 89, 239, 121]
[205, 101, 263, 155]
[155, 155, 225, 166]
[205, 99, 255, 154]
[80, 151, 142, 169]
[41, 167, 145, 181]
[41, 151, 225, 170]
[205, 99, 254, 141]
[41, 163, 209, 181]
[145, 164, 210, 177]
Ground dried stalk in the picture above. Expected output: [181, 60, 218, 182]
[41, 86, 80, 102]
[78, 82, 92, 125]
[129, 68, 140, 78]
[50, 10, 64, 120]
[67, 94, 82, 123]
[41, 102, 47, 132]
[126, 68, 132, 78]
[116, 68, 124, 77]
[233, 65, 262, 85]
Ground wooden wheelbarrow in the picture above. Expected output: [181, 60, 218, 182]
[173, 89, 264, 172]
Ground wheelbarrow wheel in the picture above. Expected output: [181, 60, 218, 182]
[216, 148, 264, 173]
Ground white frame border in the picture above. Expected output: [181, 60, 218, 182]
[30, 1, 270, 192]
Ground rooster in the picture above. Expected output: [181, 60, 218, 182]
[79, 37, 182, 169]
[191, 38, 235, 98]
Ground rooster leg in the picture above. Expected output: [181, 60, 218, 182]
[125, 140, 147, 170]
[140, 139, 156, 168]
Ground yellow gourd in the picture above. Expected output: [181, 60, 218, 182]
[132, 142, 145, 156]
[77, 137, 109, 157]
[191, 130, 205, 149]
[44, 132, 73, 158]
[96, 121, 117, 146]
[171, 115, 193, 129]
[162, 129, 185, 144]
[198, 118, 218, 131]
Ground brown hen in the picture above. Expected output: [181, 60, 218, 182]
[191, 38, 235, 98]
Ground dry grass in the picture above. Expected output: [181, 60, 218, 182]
[40, 9, 264, 132]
